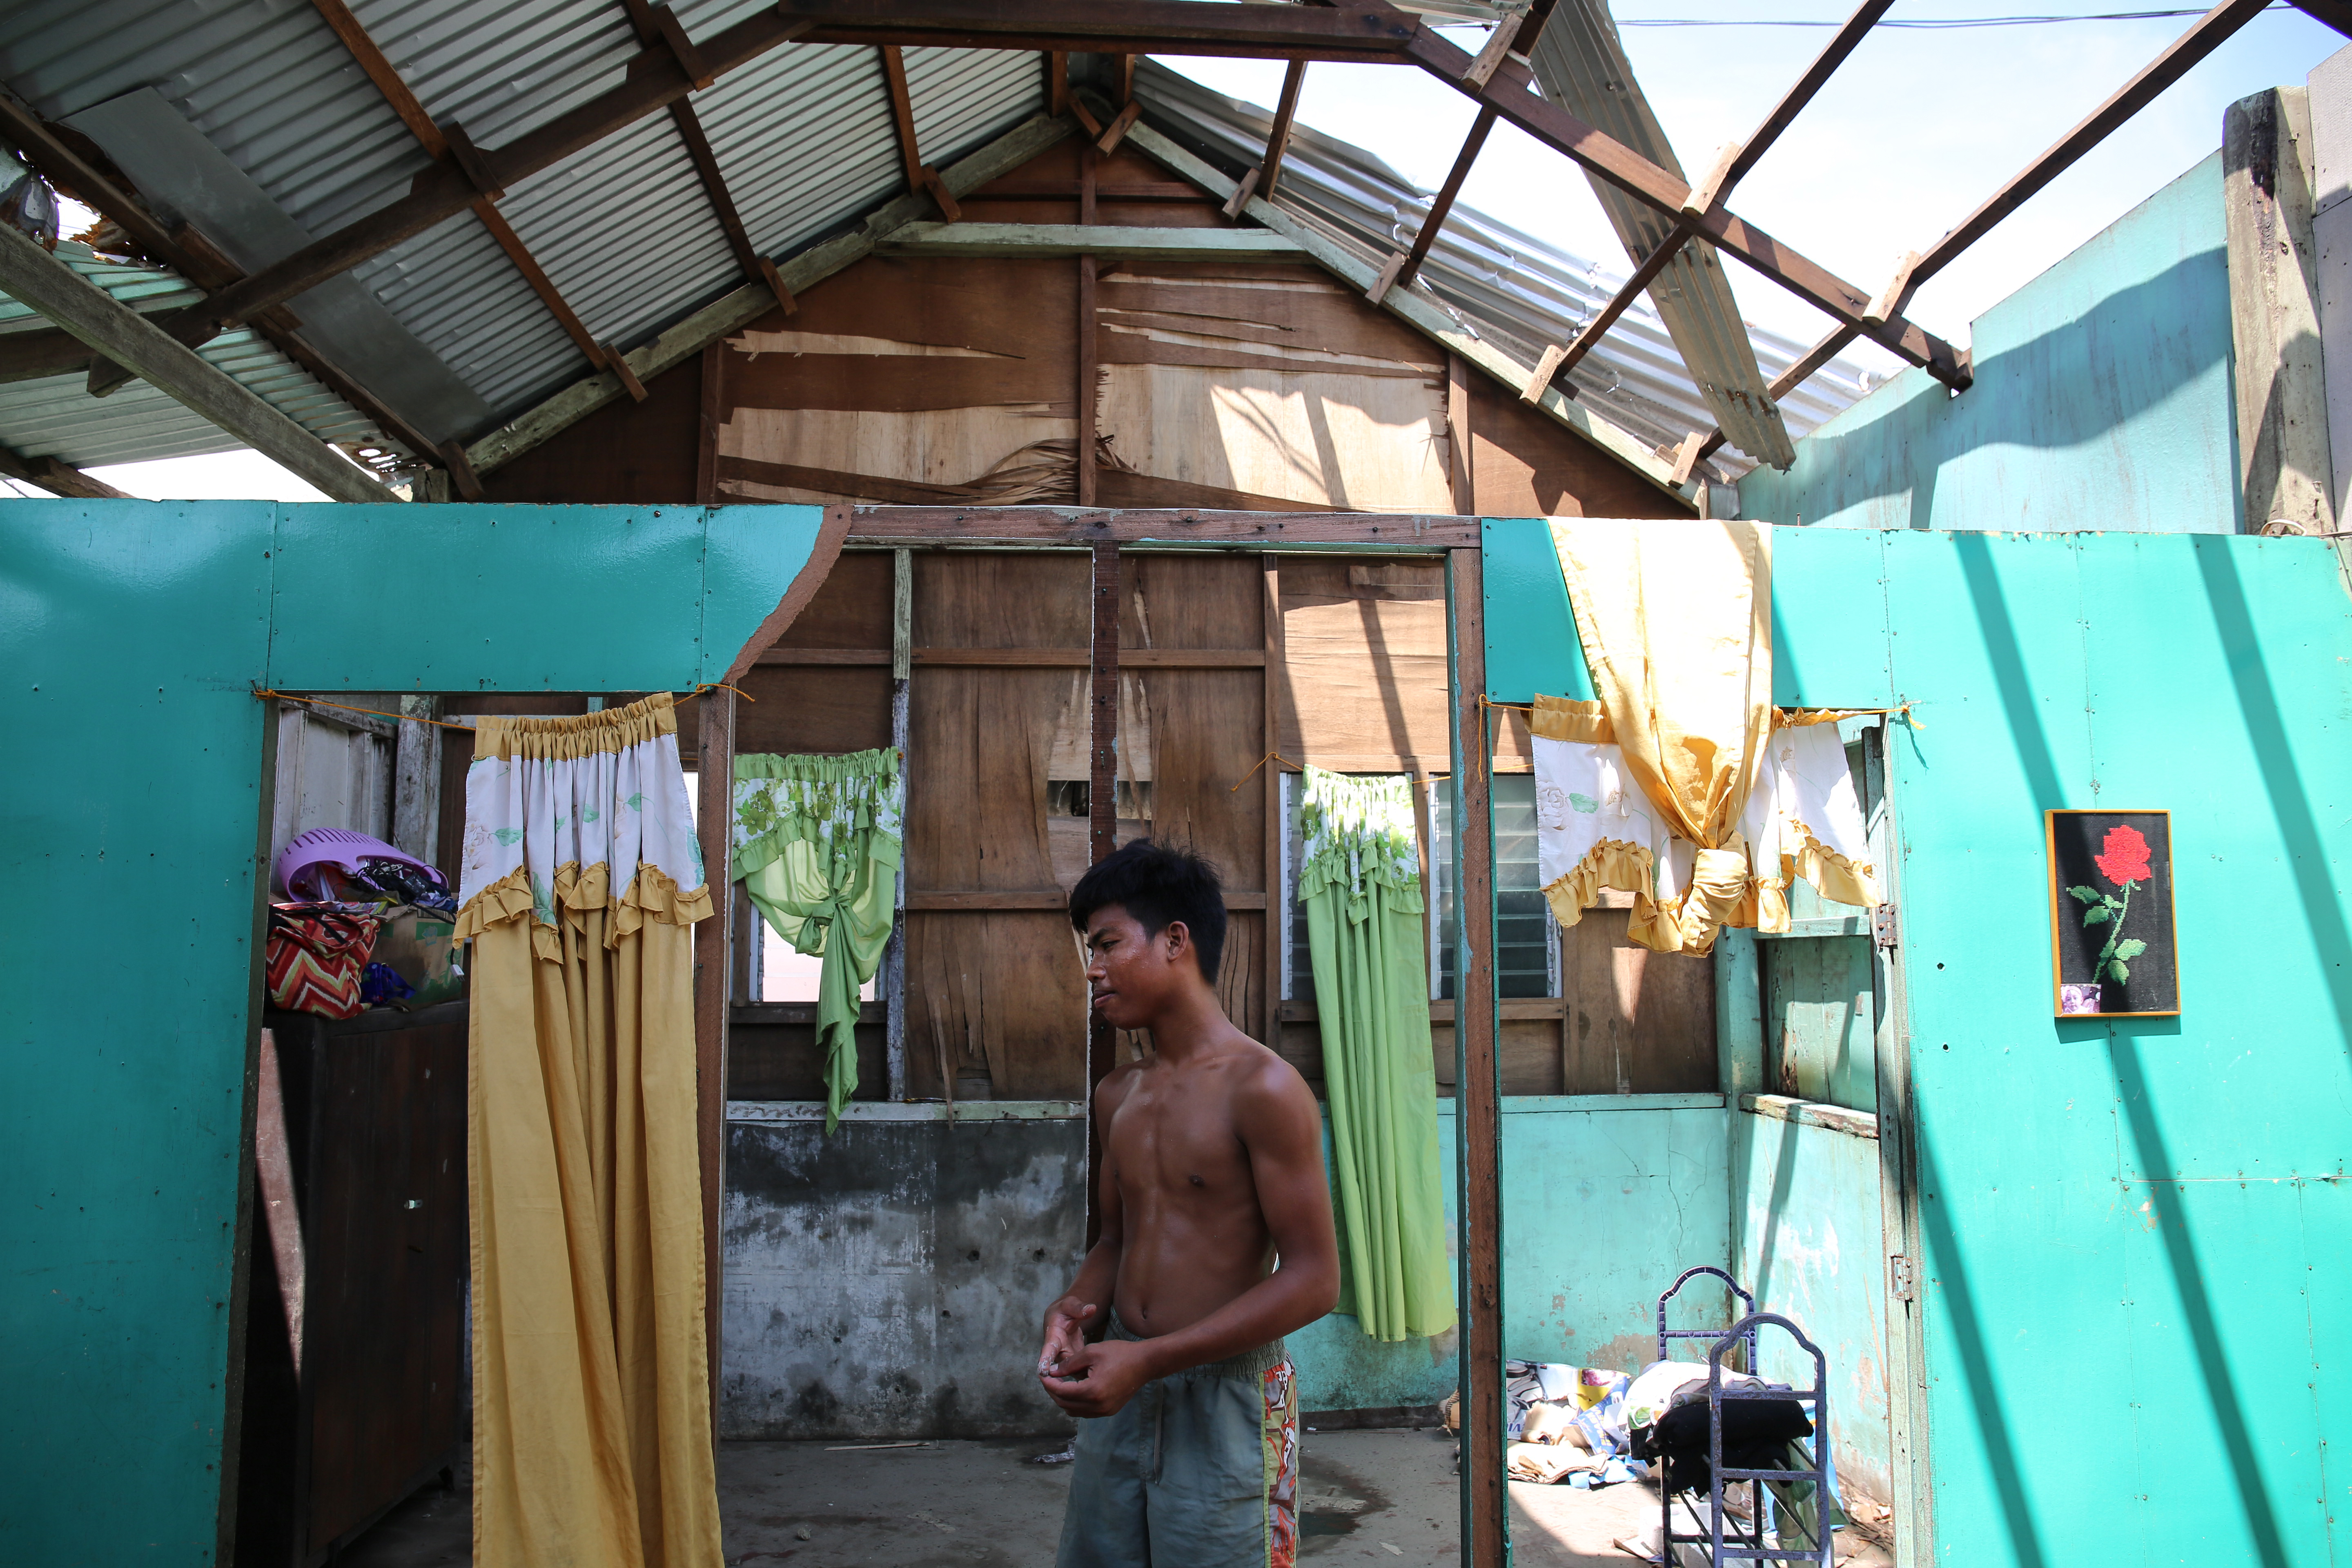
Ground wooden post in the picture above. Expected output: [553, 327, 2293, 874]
[1261, 557, 1285, 1042]
[2224, 85, 2334, 533]
[1447, 353, 1475, 517]
[697, 341, 723, 505]
[885, 547, 912, 1101]
[1084, 540, 1120, 1246]
[693, 687, 736, 1414]
[1445, 546, 1506, 1568]
[1076, 144, 1098, 506]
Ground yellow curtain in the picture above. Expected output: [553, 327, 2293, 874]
[455, 693, 724, 1568]
[1549, 519, 1773, 954]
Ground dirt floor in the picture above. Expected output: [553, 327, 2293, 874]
[339, 1430, 1887, 1567]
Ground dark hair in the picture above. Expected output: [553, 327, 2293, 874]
[1068, 839, 1227, 981]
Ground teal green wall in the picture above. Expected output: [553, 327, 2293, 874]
[1738, 153, 2239, 535]
[1483, 518, 2352, 1566]
[0, 500, 827, 1564]
[1732, 1114, 1890, 1502]
[1292, 1098, 1730, 1413]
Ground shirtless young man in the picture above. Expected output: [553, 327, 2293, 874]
[1039, 840, 1341, 1568]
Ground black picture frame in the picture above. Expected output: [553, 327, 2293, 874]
[2047, 809, 2178, 1018]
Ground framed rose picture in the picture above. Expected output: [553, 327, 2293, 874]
[2047, 810, 2178, 1018]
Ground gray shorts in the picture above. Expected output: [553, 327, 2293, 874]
[1055, 1313, 1300, 1568]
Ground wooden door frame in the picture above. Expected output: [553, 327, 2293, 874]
[766, 506, 1504, 1566]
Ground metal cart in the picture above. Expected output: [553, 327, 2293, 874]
[1653, 1269, 1835, 1568]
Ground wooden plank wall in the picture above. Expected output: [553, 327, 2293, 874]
[474, 140, 1683, 519]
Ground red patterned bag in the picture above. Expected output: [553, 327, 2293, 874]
[265, 903, 382, 1019]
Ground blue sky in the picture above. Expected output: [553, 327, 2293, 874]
[63, 6, 2352, 500]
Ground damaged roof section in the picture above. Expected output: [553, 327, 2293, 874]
[1136, 63, 1873, 477]
[0, 239, 385, 480]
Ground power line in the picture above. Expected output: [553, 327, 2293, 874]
[1617, 4, 2292, 25]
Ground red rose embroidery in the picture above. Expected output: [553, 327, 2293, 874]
[2095, 824, 2152, 886]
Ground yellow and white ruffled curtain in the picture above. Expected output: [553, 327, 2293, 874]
[1537, 520, 1878, 954]
[455, 692, 723, 1568]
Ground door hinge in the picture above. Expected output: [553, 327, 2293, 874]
[1888, 1252, 1916, 1302]
[1872, 902, 1900, 949]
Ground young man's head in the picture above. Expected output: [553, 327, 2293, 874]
[1068, 840, 1227, 1031]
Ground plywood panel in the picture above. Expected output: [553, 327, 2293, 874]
[479, 350, 699, 504]
[907, 666, 1068, 892]
[770, 551, 893, 650]
[1429, 1020, 1564, 1097]
[1275, 596, 1450, 771]
[915, 551, 1089, 648]
[1468, 376, 1683, 520]
[737, 664, 892, 755]
[1118, 552, 1265, 650]
[1098, 362, 1451, 511]
[905, 912, 1087, 1100]
[1560, 909, 1717, 1095]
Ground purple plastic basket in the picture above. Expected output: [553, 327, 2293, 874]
[275, 828, 444, 899]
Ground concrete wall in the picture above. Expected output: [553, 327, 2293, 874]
[0, 499, 831, 1564]
[720, 1095, 1731, 1437]
[1738, 154, 2238, 535]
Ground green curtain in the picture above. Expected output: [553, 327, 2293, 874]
[1297, 766, 1457, 1342]
[731, 749, 903, 1131]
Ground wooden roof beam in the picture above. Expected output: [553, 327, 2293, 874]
[1683, 0, 1893, 219]
[880, 45, 964, 222]
[773, 0, 1969, 388]
[1690, 0, 2272, 461]
[0, 218, 390, 501]
[0, 89, 439, 460]
[1220, 59, 1305, 218]
[1517, 0, 1886, 404]
[1368, 0, 1557, 303]
[307, 0, 619, 380]
[0, 439, 131, 499]
[102, 7, 827, 370]
[2289, 1, 2352, 37]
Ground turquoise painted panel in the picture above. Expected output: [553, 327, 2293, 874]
[1479, 516, 1589, 702]
[266, 501, 827, 691]
[1762, 936, 1876, 1111]
[1292, 1102, 1732, 1412]
[1883, 532, 2352, 1568]
[0, 500, 277, 1565]
[0, 500, 827, 1564]
[1771, 526, 1894, 708]
[1731, 1114, 1890, 1503]
[700, 504, 832, 684]
[1480, 516, 1894, 708]
[1740, 154, 2239, 536]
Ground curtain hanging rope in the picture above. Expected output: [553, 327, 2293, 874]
[1230, 748, 1308, 792]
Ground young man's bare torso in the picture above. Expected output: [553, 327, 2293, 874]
[1038, 842, 1338, 1567]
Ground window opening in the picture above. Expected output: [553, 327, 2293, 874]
[1434, 773, 1557, 1001]
[1284, 772, 1557, 1003]
[1757, 726, 1880, 1112]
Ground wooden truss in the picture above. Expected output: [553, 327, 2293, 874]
[0, 0, 2336, 488]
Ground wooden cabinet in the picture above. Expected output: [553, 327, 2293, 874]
[235, 1004, 467, 1566]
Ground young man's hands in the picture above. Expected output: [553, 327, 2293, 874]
[1038, 1334, 1158, 1418]
[1037, 1295, 1098, 1378]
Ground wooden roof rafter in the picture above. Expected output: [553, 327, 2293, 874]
[1686, 0, 2286, 466]
[879, 45, 965, 222]
[617, 0, 804, 319]
[1365, 0, 1556, 304]
[1518, 0, 1891, 412]
[0, 89, 439, 467]
[299, 0, 624, 393]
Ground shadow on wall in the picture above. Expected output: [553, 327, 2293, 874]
[1744, 243, 2238, 534]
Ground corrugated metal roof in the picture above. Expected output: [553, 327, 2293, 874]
[0, 1, 1852, 479]
[1134, 62, 1872, 473]
[0, 241, 383, 469]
